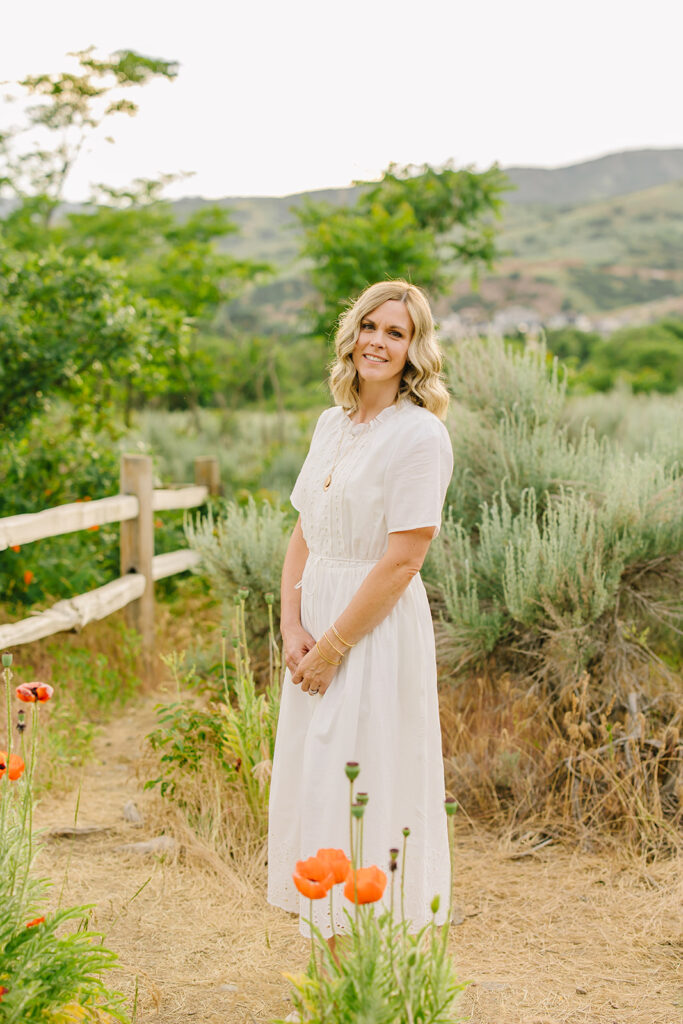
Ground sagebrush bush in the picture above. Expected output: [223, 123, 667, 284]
[425, 334, 683, 849]
[184, 496, 291, 645]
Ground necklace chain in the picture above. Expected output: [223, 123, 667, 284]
[323, 420, 359, 491]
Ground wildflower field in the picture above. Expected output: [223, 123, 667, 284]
[1, 338, 682, 1023]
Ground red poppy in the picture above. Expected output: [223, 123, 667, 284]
[23, 570, 34, 586]
[293, 856, 335, 900]
[316, 848, 351, 885]
[0, 752, 25, 781]
[10, 545, 20, 552]
[16, 682, 54, 703]
[87, 524, 100, 532]
[344, 865, 387, 905]
[0, 986, 8, 1000]
[26, 916, 46, 928]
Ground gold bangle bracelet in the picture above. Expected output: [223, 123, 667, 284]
[332, 624, 356, 648]
[316, 641, 341, 667]
[322, 630, 345, 658]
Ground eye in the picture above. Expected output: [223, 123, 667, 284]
[361, 322, 374, 331]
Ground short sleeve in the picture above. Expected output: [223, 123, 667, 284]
[290, 407, 335, 512]
[384, 421, 453, 538]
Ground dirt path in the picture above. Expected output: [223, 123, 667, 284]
[33, 688, 681, 1024]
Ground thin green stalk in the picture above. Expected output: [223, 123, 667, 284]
[349, 780, 354, 869]
[400, 831, 409, 923]
[329, 888, 335, 938]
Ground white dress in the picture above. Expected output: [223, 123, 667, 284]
[267, 398, 454, 938]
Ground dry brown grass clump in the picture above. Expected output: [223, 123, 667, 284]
[439, 655, 682, 857]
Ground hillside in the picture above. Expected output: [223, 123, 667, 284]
[2, 147, 682, 328]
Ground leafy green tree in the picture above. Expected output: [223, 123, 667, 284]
[587, 321, 683, 393]
[0, 50, 270, 417]
[295, 160, 513, 335]
[0, 47, 178, 220]
[0, 239, 182, 437]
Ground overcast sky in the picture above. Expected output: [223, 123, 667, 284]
[1, 0, 681, 201]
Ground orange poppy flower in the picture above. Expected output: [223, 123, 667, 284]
[344, 865, 387, 905]
[10, 545, 20, 552]
[0, 986, 8, 1000]
[0, 752, 25, 781]
[87, 524, 100, 532]
[316, 848, 351, 885]
[26, 917, 45, 928]
[293, 856, 335, 900]
[16, 682, 54, 703]
[23, 570, 34, 586]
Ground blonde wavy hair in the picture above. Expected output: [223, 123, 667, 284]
[328, 280, 450, 421]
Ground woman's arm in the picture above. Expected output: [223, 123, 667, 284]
[281, 516, 315, 675]
[291, 526, 435, 696]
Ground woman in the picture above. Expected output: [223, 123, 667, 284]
[267, 280, 453, 939]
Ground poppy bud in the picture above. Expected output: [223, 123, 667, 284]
[2, 654, 12, 668]
[351, 803, 365, 819]
[238, 588, 249, 600]
[430, 894, 441, 915]
[389, 848, 399, 872]
[444, 799, 458, 816]
[16, 710, 26, 734]
[265, 592, 274, 605]
[356, 792, 369, 806]
[344, 761, 360, 781]
[233, 595, 242, 606]
[402, 827, 411, 838]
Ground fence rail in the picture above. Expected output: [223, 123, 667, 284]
[0, 454, 218, 661]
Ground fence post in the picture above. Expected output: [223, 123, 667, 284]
[194, 456, 221, 496]
[120, 454, 155, 670]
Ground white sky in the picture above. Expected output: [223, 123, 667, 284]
[1, 0, 681, 201]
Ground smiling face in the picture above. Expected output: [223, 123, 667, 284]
[352, 299, 414, 393]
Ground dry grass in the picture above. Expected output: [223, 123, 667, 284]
[28, 681, 682, 1024]
[438, 661, 683, 857]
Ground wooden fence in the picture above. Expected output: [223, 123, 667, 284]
[0, 454, 219, 660]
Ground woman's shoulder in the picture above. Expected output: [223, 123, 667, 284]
[396, 401, 451, 443]
[311, 404, 345, 436]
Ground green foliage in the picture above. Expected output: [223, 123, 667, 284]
[562, 387, 683, 465]
[146, 596, 281, 842]
[8, 620, 142, 793]
[424, 335, 683, 673]
[124, 407, 319, 501]
[184, 497, 291, 641]
[278, 777, 466, 1024]
[281, 906, 466, 1024]
[0, 660, 128, 1023]
[295, 160, 512, 335]
[580, 319, 683, 394]
[543, 317, 683, 394]
[0, 241, 175, 437]
[0, 405, 187, 606]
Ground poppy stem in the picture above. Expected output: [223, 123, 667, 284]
[329, 888, 335, 939]
[309, 898, 316, 975]
[4, 663, 12, 764]
[348, 778, 354, 870]
[400, 832, 408, 923]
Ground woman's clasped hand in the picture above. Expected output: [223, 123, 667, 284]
[290, 626, 352, 697]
